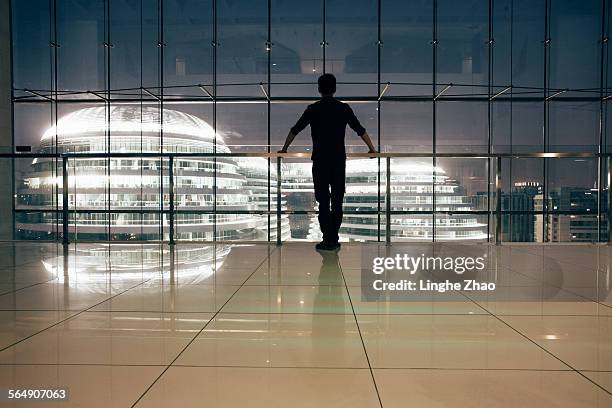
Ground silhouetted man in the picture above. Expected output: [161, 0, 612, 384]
[279, 74, 376, 251]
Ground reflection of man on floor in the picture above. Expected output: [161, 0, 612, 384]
[279, 74, 377, 251]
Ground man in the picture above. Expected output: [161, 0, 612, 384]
[279, 74, 377, 251]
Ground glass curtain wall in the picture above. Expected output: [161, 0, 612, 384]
[10, 0, 611, 243]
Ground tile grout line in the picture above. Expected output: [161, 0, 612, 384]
[338, 252, 385, 408]
[501, 265, 612, 311]
[0, 278, 61, 297]
[0, 277, 156, 353]
[461, 290, 612, 396]
[129, 246, 279, 408]
[0, 361, 602, 372]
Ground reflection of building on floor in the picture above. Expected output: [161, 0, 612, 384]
[42, 244, 232, 285]
[535, 187, 603, 242]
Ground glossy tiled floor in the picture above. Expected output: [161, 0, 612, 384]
[0, 242, 611, 407]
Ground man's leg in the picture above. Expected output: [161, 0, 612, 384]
[329, 160, 346, 244]
[312, 161, 332, 243]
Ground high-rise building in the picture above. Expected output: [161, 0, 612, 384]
[535, 187, 602, 242]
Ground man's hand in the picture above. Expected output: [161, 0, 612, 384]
[368, 148, 378, 158]
[360, 131, 377, 157]
[279, 131, 296, 154]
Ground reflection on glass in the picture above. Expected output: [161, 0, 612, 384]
[271, 0, 323, 96]
[437, 0, 488, 96]
[217, 0, 268, 96]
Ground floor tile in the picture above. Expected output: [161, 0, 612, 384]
[348, 286, 486, 315]
[464, 285, 609, 316]
[212, 245, 273, 269]
[0, 312, 212, 365]
[500, 315, 612, 370]
[221, 285, 352, 314]
[245, 262, 344, 286]
[357, 314, 567, 369]
[374, 369, 612, 408]
[154, 267, 255, 285]
[581, 371, 612, 393]
[0, 242, 609, 407]
[134, 367, 380, 408]
[176, 313, 368, 368]
[0, 310, 75, 349]
[0, 282, 136, 311]
[0, 364, 162, 408]
[90, 284, 238, 313]
[0, 283, 41, 295]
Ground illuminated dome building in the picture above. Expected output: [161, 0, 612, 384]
[16, 106, 260, 241]
[306, 159, 488, 241]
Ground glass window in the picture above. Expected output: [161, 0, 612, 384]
[11, 0, 51, 93]
[548, 101, 599, 152]
[436, 101, 488, 153]
[109, 0, 159, 95]
[512, 0, 545, 97]
[57, 0, 106, 92]
[326, 0, 377, 96]
[217, 0, 268, 97]
[549, 0, 601, 96]
[381, 101, 432, 152]
[492, 0, 512, 88]
[492, 101, 545, 153]
[164, 0, 214, 96]
[381, 0, 433, 96]
[437, 0, 489, 97]
[8, 0, 609, 243]
[271, 0, 323, 96]
[217, 102, 268, 152]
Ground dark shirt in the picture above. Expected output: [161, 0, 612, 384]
[290, 96, 366, 161]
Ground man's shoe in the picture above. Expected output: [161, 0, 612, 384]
[315, 241, 339, 251]
[315, 241, 329, 250]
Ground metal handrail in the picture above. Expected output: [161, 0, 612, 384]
[3, 151, 611, 246]
[1, 151, 610, 159]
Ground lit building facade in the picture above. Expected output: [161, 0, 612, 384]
[16, 107, 487, 242]
[284, 160, 488, 242]
[16, 106, 273, 241]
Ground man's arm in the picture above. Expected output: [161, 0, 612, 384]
[279, 106, 311, 153]
[279, 131, 297, 153]
[346, 105, 377, 154]
[360, 131, 377, 153]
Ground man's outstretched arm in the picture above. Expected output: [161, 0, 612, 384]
[346, 105, 376, 154]
[278, 131, 297, 153]
[279, 106, 311, 153]
[360, 131, 377, 153]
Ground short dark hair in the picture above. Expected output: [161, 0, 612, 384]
[318, 74, 336, 95]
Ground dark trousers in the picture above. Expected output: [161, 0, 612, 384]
[312, 159, 346, 244]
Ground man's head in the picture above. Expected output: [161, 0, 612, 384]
[318, 74, 336, 96]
